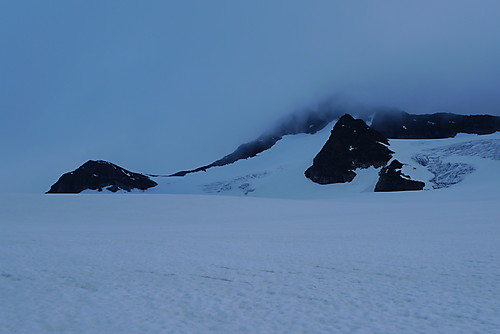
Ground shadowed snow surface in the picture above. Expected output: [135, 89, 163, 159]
[1, 188, 499, 333]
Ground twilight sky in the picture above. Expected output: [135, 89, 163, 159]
[1, 1, 499, 193]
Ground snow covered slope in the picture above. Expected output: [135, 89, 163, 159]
[1, 190, 499, 333]
[148, 125, 500, 198]
[3, 123, 498, 333]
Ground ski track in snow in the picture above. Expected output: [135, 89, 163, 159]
[1, 191, 499, 334]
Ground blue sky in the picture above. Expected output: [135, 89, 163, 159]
[1, 1, 499, 192]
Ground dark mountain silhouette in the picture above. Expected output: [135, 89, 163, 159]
[304, 114, 393, 184]
[371, 110, 500, 139]
[47, 160, 157, 194]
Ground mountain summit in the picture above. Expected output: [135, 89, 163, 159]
[47, 160, 157, 193]
[305, 114, 393, 184]
[46, 110, 499, 195]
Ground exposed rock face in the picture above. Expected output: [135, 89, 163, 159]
[371, 110, 500, 139]
[374, 160, 425, 192]
[47, 160, 158, 193]
[305, 114, 393, 184]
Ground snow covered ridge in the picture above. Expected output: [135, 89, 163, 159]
[46, 112, 500, 196]
[173, 109, 500, 176]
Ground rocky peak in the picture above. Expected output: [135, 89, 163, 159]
[47, 160, 157, 193]
[305, 114, 393, 184]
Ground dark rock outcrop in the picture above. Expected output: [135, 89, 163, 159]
[371, 110, 500, 139]
[374, 160, 425, 192]
[47, 160, 158, 193]
[305, 114, 393, 184]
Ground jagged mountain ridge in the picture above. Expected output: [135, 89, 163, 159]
[153, 122, 498, 197]
[47, 110, 500, 195]
[371, 110, 500, 139]
[171, 109, 500, 177]
[304, 114, 393, 184]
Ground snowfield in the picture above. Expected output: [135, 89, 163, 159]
[1, 188, 499, 333]
[2, 130, 499, 333]
[149, 128, 500, 199]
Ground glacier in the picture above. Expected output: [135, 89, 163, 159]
[1, 130, 499, 333]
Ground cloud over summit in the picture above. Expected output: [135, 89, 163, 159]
[0, 1, 499, 192]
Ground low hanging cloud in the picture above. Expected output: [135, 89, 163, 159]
[0, 1, 499, 192]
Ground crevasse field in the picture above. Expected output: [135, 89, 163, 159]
[1, 131, 499, 333]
